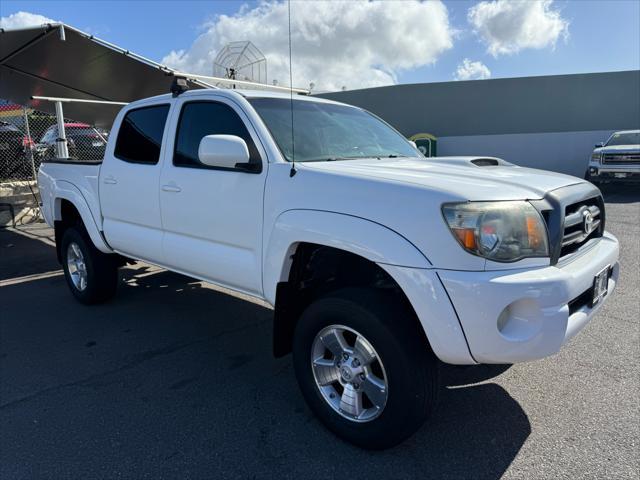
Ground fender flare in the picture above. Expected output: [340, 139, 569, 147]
[263, 209, 431, 305]
[53, 182, 111, 254]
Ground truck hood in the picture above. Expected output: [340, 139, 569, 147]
[595, 144, 640, 154]
[301, 156, 583, 200]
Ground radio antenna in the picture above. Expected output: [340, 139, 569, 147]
[288, 0, 297, 177]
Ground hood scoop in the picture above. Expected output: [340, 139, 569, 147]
[425, 156, 514, 168]
[471, 158, 501, 167]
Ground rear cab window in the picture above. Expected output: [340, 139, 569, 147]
[66, 127, 98, 136]
[114, 104, 170, 164]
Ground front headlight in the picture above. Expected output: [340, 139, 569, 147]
[442, 201, 549, 262]
[591, 152, 602, 163]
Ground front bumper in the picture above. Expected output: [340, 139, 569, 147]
[437, 232, 620, 363]
[587, 163, 640, 182]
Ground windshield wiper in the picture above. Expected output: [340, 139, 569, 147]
[331, 154, 412, 160]
[304, 155, 409, 162]
[326, 156, 368, 161]
[373, 154, 411, 159]
[303, 156, 369, 162]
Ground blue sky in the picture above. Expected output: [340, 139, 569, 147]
[1, 0, 639, 90]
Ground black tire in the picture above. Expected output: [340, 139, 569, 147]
[585, 171, 601, 187]
[60, 225, 118, 304]
[292, 287, 439, 449]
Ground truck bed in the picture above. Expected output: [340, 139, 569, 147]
[38, 159, 103, 232]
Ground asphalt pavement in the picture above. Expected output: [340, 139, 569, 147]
[0, 185, 638, 479]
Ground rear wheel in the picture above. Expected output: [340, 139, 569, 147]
[292, 288, 439, 449]
[61, 226, 118, 304]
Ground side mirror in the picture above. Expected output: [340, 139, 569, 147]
[198, 134, 250, 169]
[409, 140, 418, 149]
[594, 142, 604, 148]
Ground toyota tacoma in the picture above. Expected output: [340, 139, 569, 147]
[38, 87, 620, 449]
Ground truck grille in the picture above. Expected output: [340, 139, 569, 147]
[559, 197, 604, 258]
[602, 153, 640, 164]
[522, 183, 605, 264]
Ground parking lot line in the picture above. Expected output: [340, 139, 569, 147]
[0, 269, 63, 287]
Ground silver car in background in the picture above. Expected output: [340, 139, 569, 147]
[586, 130, 640, 184]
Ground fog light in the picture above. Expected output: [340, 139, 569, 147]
[497, 298, 542, 341]
[589, 167, 598, 175]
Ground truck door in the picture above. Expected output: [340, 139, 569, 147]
[99, 103, 171, 263]
[159, 98, 267, 296]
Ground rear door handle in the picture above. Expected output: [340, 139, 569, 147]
[103, 175, 117, 185]
[161, 184, 182, 193]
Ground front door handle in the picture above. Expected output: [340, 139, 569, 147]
[103, 175, 117, 185]
[161, 184, 182, 193]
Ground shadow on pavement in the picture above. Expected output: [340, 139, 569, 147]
[1, 226, 530, 479]
[442, 363, 512, 387]
[597, 183, 640, 204]
[0, 226, 58, 281]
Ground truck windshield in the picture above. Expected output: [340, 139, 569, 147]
[249, 98, 419, 162]
[606, 132, 640, 146]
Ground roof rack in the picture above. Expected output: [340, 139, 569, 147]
[171, 71, 310, 95]
[31, 96, 128, 105]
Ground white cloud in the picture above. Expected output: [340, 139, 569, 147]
[468, 0, 569, 57]
[0, 11, 56, 30]
[162, 0, 454, 92]
[454, 58, 491, 80]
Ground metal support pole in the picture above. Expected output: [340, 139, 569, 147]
[22, 106, 42, 220]
[22, 107, 37, 180]
[54, 101, 69, 159]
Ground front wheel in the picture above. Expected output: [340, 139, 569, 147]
[585, 170, 601, 187]
[292, 288, 439, 449]
[61, 226, 118, 304]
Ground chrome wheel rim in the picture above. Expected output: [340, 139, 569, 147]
[66, 242, 88, 291]
[311, 325, 388, 423]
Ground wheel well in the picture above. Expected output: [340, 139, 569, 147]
[272, 242, 424, 357]
[54, 199, 83, 263]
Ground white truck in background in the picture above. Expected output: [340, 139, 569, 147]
[38, 87, 619, 449]
[586, 129, 640, 184]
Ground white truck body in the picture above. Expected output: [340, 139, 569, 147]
[38, 88, 620, 365]
[38, 85, 619, 449]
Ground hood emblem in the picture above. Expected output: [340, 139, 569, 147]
[583, 209, 596, 235]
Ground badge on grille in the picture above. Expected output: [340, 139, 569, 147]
[583, 209, 596, 235]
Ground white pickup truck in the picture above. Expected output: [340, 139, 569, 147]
[586, 129, 640, 184]
[38, 87, 620, 449]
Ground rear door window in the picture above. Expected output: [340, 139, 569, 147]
[114, 104, 170, 164]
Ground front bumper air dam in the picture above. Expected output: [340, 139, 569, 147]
[437, 232, 620, 364]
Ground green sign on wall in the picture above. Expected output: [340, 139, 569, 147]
[409, 133, 437, 157]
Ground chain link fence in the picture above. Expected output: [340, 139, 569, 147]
[0, 100, 108, 226]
